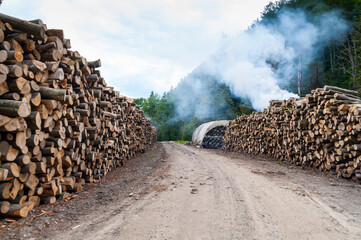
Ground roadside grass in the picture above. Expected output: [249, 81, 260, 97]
[174, 140, 188, 144]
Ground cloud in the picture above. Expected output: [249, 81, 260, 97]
[1, 0, 271, 97]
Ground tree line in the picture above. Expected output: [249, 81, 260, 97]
[135, 73, 252, 141]
[137, 0, 361, 141]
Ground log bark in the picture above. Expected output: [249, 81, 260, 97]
[0, 203, 29, 218]
[0, 100, 31, 117]
[39, 86, 66, 102]
[0, 12, 157, 219]
[1, 163, 20, 178]
[23, 60, 47, 73]
[0, 168, 8, 181]
[0, 13, 46, 40]
[7, 64, 23, 78]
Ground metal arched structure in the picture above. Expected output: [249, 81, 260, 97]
[192, 120, 230, 146]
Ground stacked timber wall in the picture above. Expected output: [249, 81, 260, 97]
[224, 86, 361, 181]
[0, 13, 156, 218]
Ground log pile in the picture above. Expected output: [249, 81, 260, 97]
[0, 13, 156, 218]
[201, 126, 227, 149]
[224, 85, 361, 181]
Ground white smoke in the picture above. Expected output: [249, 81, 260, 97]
[198, 9, 350, 111]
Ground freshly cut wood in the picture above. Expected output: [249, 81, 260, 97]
[25, 174, 39, 190]
[224, 85, 361, 181]
[88, 59, 101, 68]
[6, 32, 28, 43]
[0, 92, 20, 101]
[21, 162, 36, 174]
[0, 201, 10, 214]
[0, 63, 9, 75]
[0, 50, 7, 62]
[18, 173, 29, 183]
[0, 168, 9, 181]
[0, 41, 10, 51]
[7, 64, 23, 78]
[0, 145, 19, 162]
[41, 49, 61, 61]
[0, 13, 46, 40]
[0, 81, 9, 95]
[0, 118, 28, 132]
[30, 92, 41, 106]
[0, 28, 4, 43]
[45, 61, 59, 72]
[46, 36, 64, 53]
[0, 183, 11, 200]
[35, 162, 46, 174]
[14, 131, 27, 152]
[39, 86, 66, 102]
[28, 195, 40, 206]
[0, 100, 31, 117]
[41, 99, 57, 110]
[0, 74, 6, 84]
[0, 13, 157, 219]
[0, 203, 29, 218]
[6, 50, 23, 63]
[36, 42, 56, 52]
[15, 154, 30, 166]
[23, 60, 47, 73]
[1, 163, 20, 178]
[7, 77, 28, 94]
[46, 29, 64, 41]
[48, 68, 64, 80]
[41, 196, 56, 204]
[12, 195, 27, 204]
[26, 111, 42, 130]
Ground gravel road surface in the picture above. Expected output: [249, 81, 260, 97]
[2, 142, 361, 240]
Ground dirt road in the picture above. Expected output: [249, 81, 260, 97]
[2, 142, 361, 239]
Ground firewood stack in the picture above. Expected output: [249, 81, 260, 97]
[201, 126, 227, 149]
[224, 85, 361, 182]
[0, 13, 156, 218]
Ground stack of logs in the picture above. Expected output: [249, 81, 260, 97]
[202, 126, 227, 149]
[224, 85, 361, 181]
[0, 13, 156, 218]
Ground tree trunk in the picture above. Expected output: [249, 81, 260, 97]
[0, 13, 46, 40]
[0, 100, 31, 117]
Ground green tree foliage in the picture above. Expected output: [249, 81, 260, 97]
[138, 0, 361, 141]
[260, 0, 361, 92]
[134, 97, 146, 110]
[136, 71, 252, 141]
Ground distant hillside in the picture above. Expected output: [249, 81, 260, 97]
[137, 0, 361, 141]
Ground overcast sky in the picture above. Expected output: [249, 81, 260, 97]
[1, 0, 271, 97]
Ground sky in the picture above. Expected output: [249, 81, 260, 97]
[1, 0, 272, 98]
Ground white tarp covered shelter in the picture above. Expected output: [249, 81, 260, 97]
[192, 120, 230, 146]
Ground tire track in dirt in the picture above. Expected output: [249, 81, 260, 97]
[6, 142, 360, 240]
[57, 142, 361, 240]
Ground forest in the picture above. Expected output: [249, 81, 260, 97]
[136, 0, 361, 141]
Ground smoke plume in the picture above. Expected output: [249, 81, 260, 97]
[175, 8, 349, 115]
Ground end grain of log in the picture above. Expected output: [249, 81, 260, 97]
[0, 201, 10, 214]
[0, 99, 31, 117]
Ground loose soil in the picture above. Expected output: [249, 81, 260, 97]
[1, 142, 361, 240]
